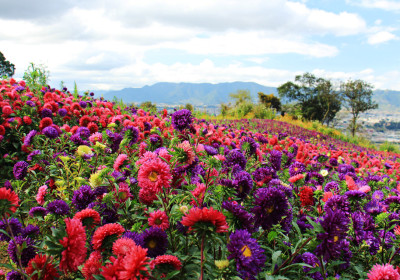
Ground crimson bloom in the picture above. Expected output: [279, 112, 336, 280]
[82, 251, 103, 280]
[0, 187, 19, 216]
[73, 208, 101, 228]
[92, 223, 125, 250]
[181, 207, 228, 233]
[59, 218, 87, 272]
[118, 244, 150, 280]
[26, 254, 59, 280]
[138, 157, 172, 193]
[148, 210, 170, 230]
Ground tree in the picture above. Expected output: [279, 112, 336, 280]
[277, 73, 341, 125]
[258, 92, 281, 112]
[185, 103, 194, 112]
[229, 89, 252, 106]
[0, 51, 15, 78]
[23, 62, 50, 92]
[140, 101, 157, 113]
[340, 79, 378, 137]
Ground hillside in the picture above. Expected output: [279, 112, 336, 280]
[102, 82, 400, 110]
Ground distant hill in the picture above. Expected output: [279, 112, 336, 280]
[101, 82, 400, 111]
[102, 82, 277, 106]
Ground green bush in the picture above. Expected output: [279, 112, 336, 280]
[379, 141, 400, 153]
[236, 101, 253, 118]
[253, 104, 276, 119]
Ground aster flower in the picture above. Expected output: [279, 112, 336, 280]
[232, 171, 253, 199]
[59, 218, 87, 272]
[112, 237, 137, 257]
[113, 154, 128, 171]
[252, 187, 290, 230]
[138, 187, 158, 206]
[22, 224, 40, 238]
[225, 149, 247, 169]
[0, 187, 19, 216]
[6, 270, 23, 280]
[364, 199, 383, 214]
[26, 254, 59, 280]
[323, 195, 351, 216]
[367, 263, 400, 280]
[176, 140, 195, 165]
[58, 108, 67, 117]
[106, 129, 124, 153]
[204, 145, 218, 156]
[8, 236, 37, 267]
[299, 252, 325, 280]
[150, 255, 182, 275]
[138, 157, 172, 193]
[42, 126, 59, 139]
[41, 108, 53, 118]
[27, 150, 42, 161]
[181, 207, 228, 234]
[118, 244, 150, 280]
[123, 125, 139, 146]
[73, 208, 101, 228]
[36, 185, 47, 205]
[171, 109, 192, 131]
[222, 200, 255, 232]
[288, 161, 306, 177]
[299, 186, 314, 207]
[240, 137, 258, 156]
[123, 231, 144, 247]
[29, 206, 47, 218]
[148, 210, 170, 230]
[24, 130, 37, 146]
[13, 161, 29, 180]
[141, 226, 168, 258]
[47, 200, 70, 216]
[82, 251, 103, 280]
[72, 185, 95, 211]
[227, 229, 266, 280]
[0, 217, 23, 241]
[372, 190, 385, 201]
[92, 223, 125, 250]
[269, 150, 282, 171]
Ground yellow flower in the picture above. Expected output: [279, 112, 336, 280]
[76, 145, 94, 157]
[215, 260, 229, 270]
[320, 169, 328, 177]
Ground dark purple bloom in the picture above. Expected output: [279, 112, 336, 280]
[241, 137, 258, 156]
[42, 126, 59, 139]
[72, 185, 95, 210]
[270, 150, 282, 171]
[171, 109, 192, 131]
[58, 108, 67, 117]
[204, 145, 218, 156]
[297, 214, 314, 232]
[306, 171, 324, 186]
[24, 130, 37, 146]
[300, 252, 324, 280]
[13, 161, 29, 180]
[252, 167, 276, 185]
[8, 236, 37, 266]
[364, 199, 383, 214]
[79, 101, 87, 108]
[22, 224, 40, 238]
[41, 108, 53, 118]
[0, 218, 23, 241]
[6, 270, 23, 280]
[225, 149, 247, 169]
[143, 121, 152, 131]
[323, 195, 351, 216]
[106, 129, 123, 153]
[76, 126, 91, 139]
[222, 201, 255, 232]
[123, 231, 144, 247]
[29, 207, 47, 218]
[26, 100, 35, 107]
[372, 190, 384, 201]
[324, 181, 339, 193]
[227, 229, 266, 280]
[93, 186, 108, 197]
[27, 150, 41, 161]
[4, 180, 12, 190]
[344, 190, 366, 199]
[141, 227, 168, 258]
[329, 158, 338, 166]
[233, 171, 253, 199]
[47, 200, 70, 216]
[289, 161, 306, 177]
[124, 125, 139, 145]
[98, 203, 119, 224]
[252, 187, 290, 230]
[70, 133, 89, 145]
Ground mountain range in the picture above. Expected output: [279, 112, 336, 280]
[101, 82, 400, 111]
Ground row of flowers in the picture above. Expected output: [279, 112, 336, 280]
[1, 78, 400, 280]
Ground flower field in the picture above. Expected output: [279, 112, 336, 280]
[1, 78, 400, 280]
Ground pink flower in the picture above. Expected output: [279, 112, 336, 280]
[114, 154, 128, 171]
[367, 264, 400, 280]
[36, 185, 48, 205]
[177, 141, 195, 165]
[138, 157, 172, 193]
[89, 132, 103, 144]
[135, 151, 157, 167]
[359, 185, 371, 193]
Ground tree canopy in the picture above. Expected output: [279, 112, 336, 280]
[277, 73, 341, 125]
[258, 92, 281, 112]
[0, 51, 15, 78]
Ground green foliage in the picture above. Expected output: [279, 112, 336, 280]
[258, 92, 281, 111]
[236, 101, 253, 118]
[185, 103, 194, 112]
[220, 102, 231, 118]
[140, 101, 157, 113]
[340, 79, 379, 137]
[229, 89, 252, 106]
[253, 103, 276, 119]
[0, 51, 15, 78]
[379, 141, 400, 153]
[23, 62, 50, 92]
[277, 73, 341, 125]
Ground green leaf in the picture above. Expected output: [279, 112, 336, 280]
[268, 231, 277, 242]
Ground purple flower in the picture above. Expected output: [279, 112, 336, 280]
[27, 150, 41, 161]
[13, 161, 29, 180]
[22, 224, 40, 238]
[222, 201, 255, 232]
[232, 171, 253, 199]
[372, 190, 384, 201]
[79, 101, 87, 108]
[323, 195, 350, 216]
[300, 252, 324, 280]
[42, 126, 59, 139]
[24, 130, 37, 146]
[41, 108, 53, 118]
[144, 121, 152, 131]
[252, 167, 276, 185]
[364, 199, 383, 214]
[58, 108, 67, 117]
[252, 187, 290, 230]
[289, 161, 306, 177]
[141, 227, 168, 258]
[29, 206, 47, 218]
[47, 200, 70, 216]
[123, 231, 144, 247]
[72, 185, 95, 210]
[270, 150, 282, 171]
[225, 149, 247, 169]
[227, 229, 266, 280]
[204, 145, 218, 156]
[8, 236, 37, 266]
[123, 125, 139, 145]
[0, 218, 23, 241]
[76, 126, 91, 139]
[241, 137, 258, 156]
[106, 129, 123, 153]
[26, 100, 35, 107]
[70, 133, 89, 145]
[171, 109, 192, 131]
[6, 270, 23, 280]
[324, 181, 339, 193]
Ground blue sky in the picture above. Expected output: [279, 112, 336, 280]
[0, 0, 399, 91]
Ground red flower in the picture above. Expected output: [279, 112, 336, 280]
[0, 125, 5, 135]
[59, 218, 87, 272]
[73, 209, 101, 228]
[181, 207, 229, 233]
[299, 186, 314, 207]
[79, 115, 91, 127]
[92, 223, 125, 250]
[148, 210, 170, 230]
[0, 187, 19, 216]
[26, 254, 59, 280]
[87, 122, 99, 133]
[150, 254, 182, 270]
[138, 157, 172, 193]
[39, 117, 53, 130]
[118, 244, 150, 280]
[112, 237, 136, 257]
[82, 251, 103, 280]
[23, 116, 32, 125]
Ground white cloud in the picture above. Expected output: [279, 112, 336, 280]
[347, 0, 400, 11]
[367, 30, 397, 44]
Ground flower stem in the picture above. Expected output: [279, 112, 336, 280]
[200, 234, 205, 280]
